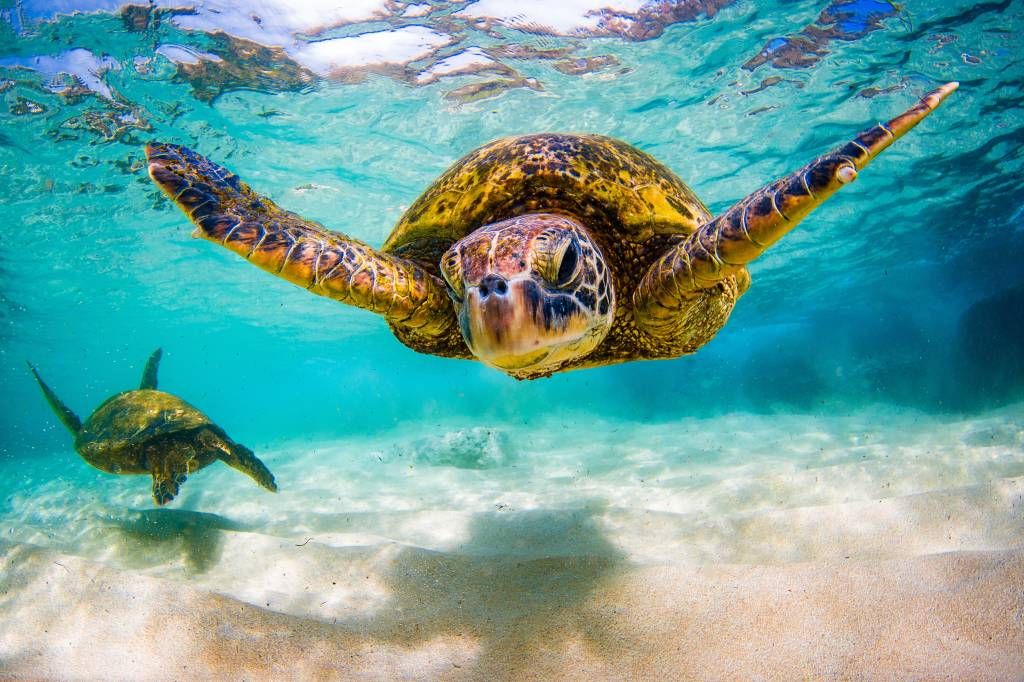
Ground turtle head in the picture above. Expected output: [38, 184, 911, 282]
[439, 213, 615, 378]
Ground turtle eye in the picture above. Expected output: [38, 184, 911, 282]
[555, 237, 581, 286]
[440, 250, 464, 301]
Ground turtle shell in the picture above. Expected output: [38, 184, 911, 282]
[75, 389, 213, 470]
[382, 133, 712, 271]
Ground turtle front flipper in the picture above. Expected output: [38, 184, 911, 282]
[27, 362, 82, 436]
[634, 82, 958, 344]
[198, 429, 277, 493]
[221, 443, 278, 493]
[139, 348, 162, 390]
[146, 143, 455, 338]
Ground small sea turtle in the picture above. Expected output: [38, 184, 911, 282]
[148, 83, 956, 380]
[28, 349, 277, 504]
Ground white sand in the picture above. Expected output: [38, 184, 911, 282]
[1, 405, 1022, 678]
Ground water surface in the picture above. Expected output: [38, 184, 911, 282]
[1, 1, 1022, 677]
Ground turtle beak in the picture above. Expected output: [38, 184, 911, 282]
[461, 275, 590, 372]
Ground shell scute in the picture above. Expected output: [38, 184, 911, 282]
[76, 390, 212, 455]
[383, 134, 710, 266]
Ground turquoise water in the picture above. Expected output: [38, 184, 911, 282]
[1, 0, 1023, 677]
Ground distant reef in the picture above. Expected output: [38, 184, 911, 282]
[951, 284, 1024, 409]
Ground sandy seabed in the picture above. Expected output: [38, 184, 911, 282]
[1, 405, 1022, 679]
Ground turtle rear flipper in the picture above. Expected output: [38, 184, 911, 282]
[139, 348, 162, 390]
[27, 362, 82, 436]
[146, 142, 454, 338]
[151, 463, 188, 505]
[146, 439, 197, 505]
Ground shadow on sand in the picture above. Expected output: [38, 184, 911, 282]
[334, 504, 636, 675]
[104, 508, 246, 574]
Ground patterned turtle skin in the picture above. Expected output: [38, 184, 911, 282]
[29, 349, 277, 504]
[147, 83, 956, 379]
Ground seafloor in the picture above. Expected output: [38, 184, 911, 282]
[2, 405, 1021, 678]
[2, 0, 1023, 677]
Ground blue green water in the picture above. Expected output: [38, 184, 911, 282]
[2, 1, 1022, 454]
[1, 0, 1023, 676]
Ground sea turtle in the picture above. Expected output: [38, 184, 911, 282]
[28, 349, 277, 504]
[147, 83, 957, 380]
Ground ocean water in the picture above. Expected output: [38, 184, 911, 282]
[1, 0, 1023, 678]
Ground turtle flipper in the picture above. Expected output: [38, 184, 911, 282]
[146, 143, 454, 337]
[221, 443, 278, 493]
[151, 464, 187, 505]
[634, 82, 958, 342]
[198, 429, 277, 493]
[139, 348, 162, 390]
[27, 362, 82, 436]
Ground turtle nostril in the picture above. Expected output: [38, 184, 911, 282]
[479, 274, 508, 299]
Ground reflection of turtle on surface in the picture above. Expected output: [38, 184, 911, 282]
[149, 83, 957, 380]
[29, 349, 277, 505]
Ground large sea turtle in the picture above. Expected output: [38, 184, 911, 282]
[29, 349, 277, 504]
[148, 83, 956, 380]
